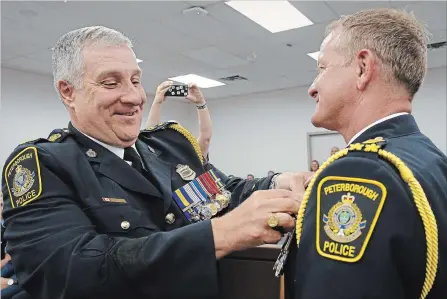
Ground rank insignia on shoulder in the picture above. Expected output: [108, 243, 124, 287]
[47, 128, 71, 143]
[4, 147, 42, 208]
[316, 176, 387, 263]
[48, 133, 62, 142]
[348, 137, 387, 153]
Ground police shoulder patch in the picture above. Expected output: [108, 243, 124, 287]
[4, 147, 42, 208]
[316, 176, 387, 263]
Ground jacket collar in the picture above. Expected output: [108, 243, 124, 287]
[68, 123, 163, 198]
[350, 114, 420, 145]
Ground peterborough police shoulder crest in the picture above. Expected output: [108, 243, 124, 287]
[4, 147, 42, 208]
[316, 176, 387, 263]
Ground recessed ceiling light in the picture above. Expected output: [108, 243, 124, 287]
[136, 58, 143, 63]
[168, 74, 225, 88]
[225, 0, 313, 33]
[307, 51, 320, 61]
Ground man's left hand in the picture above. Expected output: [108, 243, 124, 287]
[273, 172, 315, 204]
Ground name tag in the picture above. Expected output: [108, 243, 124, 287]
[102, 197, 127, 204]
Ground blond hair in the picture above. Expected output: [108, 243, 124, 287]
[326, 8, 429, 97]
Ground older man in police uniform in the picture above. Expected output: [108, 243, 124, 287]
[1, 26, 310, 299]
[282, 8, 447, 299]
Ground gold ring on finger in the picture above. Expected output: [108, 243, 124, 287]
[267, 213, 279, 228]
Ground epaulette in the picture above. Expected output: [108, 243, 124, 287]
[18, 138, 48, 146]
[142, 121, 179, 133]
[18, 128, 72, 146]
[142, 121, 204, 164]
[294, 136, 438, 299]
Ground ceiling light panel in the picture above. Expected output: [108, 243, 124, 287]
[168, 74, 225, 88]
[225, 0, 313, 33]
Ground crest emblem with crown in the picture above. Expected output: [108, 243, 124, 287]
[11, 165, 35, 197]
[323, 192, 367, 243]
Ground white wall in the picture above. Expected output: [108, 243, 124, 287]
[1, 67, 446, 179]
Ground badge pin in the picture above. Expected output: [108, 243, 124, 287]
[176, 164, 196, 181]
[86, 149, 97, 158]
[165, 213, 176, 224]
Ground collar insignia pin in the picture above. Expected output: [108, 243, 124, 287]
[86, 149, 97, 158]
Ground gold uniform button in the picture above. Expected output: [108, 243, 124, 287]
[165, 213, 176, 224]
[121, 221, 130, 230]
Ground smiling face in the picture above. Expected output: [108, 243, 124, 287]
[61, 44, 146, 148]
[311, 161, 319, 172]
[307, 33, 359, 131]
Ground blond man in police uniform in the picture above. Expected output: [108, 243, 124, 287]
[284, 8, 447, 299]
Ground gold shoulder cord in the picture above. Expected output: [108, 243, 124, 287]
[168, 123, 204, 164]
[296, 142, 438, 299]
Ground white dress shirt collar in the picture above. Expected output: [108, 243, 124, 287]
[84, 135, 126, 159]
[73, 125, 137, 160]
[347, 112, 409, 146]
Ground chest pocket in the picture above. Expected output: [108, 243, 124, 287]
[84, 203, 160, 237]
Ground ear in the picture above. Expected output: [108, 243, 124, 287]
[355, 49, 375, 91]
[58, 80, 76, 108]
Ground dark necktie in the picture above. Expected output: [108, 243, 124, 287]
[124, 147, 143, 174]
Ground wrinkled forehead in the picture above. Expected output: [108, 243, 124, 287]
[82, 43, 136, 63]
[81, 44, 140, 76]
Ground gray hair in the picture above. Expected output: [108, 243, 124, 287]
[51, 26, 133, 92]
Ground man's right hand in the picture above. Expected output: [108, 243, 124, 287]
[152, 81, 173, 104]
[211, 189, 299, 259]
